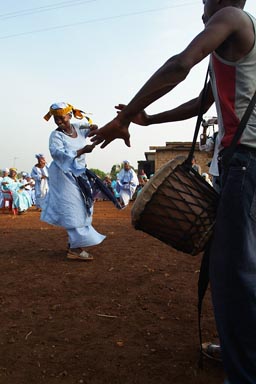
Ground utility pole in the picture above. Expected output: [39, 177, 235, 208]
[13, 157, 19, 168]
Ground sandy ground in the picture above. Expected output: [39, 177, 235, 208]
[0, 201, 224, 384]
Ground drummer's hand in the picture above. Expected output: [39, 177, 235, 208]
[115, 104, 149, 126]
[89, 124, 98, 132]
[89, 116, 131, 148]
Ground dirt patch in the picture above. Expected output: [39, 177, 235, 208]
[0, 202, 224, 384]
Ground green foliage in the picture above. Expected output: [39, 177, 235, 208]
[89, 168, 106, 180]
[110, 164, 121, 180]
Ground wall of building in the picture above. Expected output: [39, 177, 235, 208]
[154, 148, 213, 175]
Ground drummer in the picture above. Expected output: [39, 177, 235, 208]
[89, 1, 256, 383]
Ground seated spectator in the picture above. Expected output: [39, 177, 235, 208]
[3, 168, 32, 214]
[1, 168, 12, 191]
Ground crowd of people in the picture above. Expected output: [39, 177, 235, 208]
[0, 152, 149, 218]
[0, 149, 215, 217]
[98, 160, 147, 207]
[0, 154, 49, 214]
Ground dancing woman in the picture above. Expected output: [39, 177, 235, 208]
[41, 102, 106, 261]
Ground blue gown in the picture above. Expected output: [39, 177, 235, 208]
[2, 177, 32, 212]
[41, 122, 105, 248]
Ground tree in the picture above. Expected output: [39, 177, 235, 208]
[110, 164, 121, 180]
[89, 168, 106, 180]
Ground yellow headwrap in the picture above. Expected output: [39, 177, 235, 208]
[43, 103, 93, 124]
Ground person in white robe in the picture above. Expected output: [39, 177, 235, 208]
[31, 154, 49, 210]
[41, 102, 106, 261]
[0, 168, 10, 208]
[116, 160, 139, 207]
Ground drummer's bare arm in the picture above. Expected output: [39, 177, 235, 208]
[89, 7, 249, 147]
[115, 83, 214, 126]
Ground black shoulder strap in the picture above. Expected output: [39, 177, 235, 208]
[197, 239, 211, 367]
[186, 67, 210, 166]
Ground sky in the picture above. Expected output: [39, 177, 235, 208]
[1, 0, 255, 173]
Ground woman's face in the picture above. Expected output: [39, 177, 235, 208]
[39, 157, 46, 166]
[10, 170, 17, 179]
[53, 113, 71, 128]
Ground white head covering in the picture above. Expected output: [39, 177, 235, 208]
[35, 153, 45, 159]
[44, 102, 93, 123]
[51, 102, 68, 110]
[2, 168, 9, 173]
[123, 160, 130, 164]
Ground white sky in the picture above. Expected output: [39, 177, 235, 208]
[1, 0, 255, 173]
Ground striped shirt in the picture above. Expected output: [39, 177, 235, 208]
[210, 12, 256, 149]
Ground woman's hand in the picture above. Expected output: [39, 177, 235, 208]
[89, 116, 131, 148]
[76, 143, 96, 158]
[115, 104, 150, 126]
[83, 144, 96, 153]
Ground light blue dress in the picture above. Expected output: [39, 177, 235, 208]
[41, 122, 105, 248]
[1, 177, 32, 212]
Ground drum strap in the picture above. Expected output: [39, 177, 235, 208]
[197, 238, 212, 367]
[186, 66, 210, 167]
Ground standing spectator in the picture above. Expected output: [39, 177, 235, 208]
[138, 169, 148, 182]
[103, 175, 115, 195]
[31, 154, 49, 211]
[0, 168, 9, 208]
[111, 178, 120, 200]
[191, 156, 202, 175]
[136, 175, 148, 197]
[199, 117, 220, 193]
[24, 174, 36, 205]
[116, 160, 139, 208]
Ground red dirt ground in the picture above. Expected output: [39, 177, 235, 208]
[0, 202, 224, 384]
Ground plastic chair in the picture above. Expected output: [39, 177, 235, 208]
[1, 190, 18, 215]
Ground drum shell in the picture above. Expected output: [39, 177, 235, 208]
[131, 157, 219, 256]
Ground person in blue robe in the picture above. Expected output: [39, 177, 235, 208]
[41, 102, 106, 261]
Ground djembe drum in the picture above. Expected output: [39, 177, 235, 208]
[131, 156, 219, 255]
